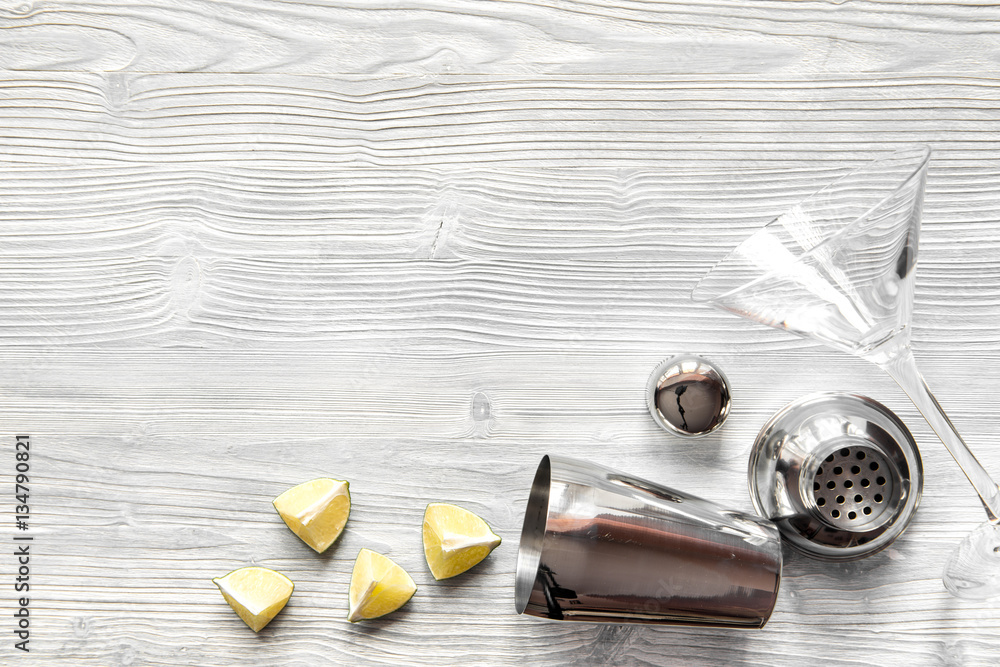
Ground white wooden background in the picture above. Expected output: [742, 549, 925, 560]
[2, 1, 1000, 665]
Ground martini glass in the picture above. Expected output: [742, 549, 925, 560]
[692, 146, 1000, 599]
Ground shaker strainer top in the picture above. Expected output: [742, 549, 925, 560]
[810, 443, 897, 531]
[749, 392, 923, 561]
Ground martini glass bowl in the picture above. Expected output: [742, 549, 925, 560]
[692, 146, 1000, 598]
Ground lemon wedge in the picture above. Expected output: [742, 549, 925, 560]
[422, 503, 501, 580]
[347, 548, 416, 622]
[213, 566, 293, 632]
[273, 478, 351, 553]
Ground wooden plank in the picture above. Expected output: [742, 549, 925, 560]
[0, 0, 998, 75]
[5, 348, 999, 665]
[1, 157, 998, 352]
[1, 73, 999, 167]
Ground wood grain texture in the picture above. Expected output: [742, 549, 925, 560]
[1, 4, 1000, 664]
[4, 349, 1000, 666]
[0, 0, 999, 75]
[2, 73, 1000, 167]
[2, 156, 999, 664]
[1, 158, 998, 354]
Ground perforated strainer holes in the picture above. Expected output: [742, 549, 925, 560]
[811, 444, 896, 529]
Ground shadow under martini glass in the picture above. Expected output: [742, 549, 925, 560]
[692, 146, 1000, 599]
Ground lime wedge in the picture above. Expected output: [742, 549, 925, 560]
[422, 503, 501, 580]
[348, 548, 416, 622]
[273, 478, 351, 553]
[213, 566, 293, 632]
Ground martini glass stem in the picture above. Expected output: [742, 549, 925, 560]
[881, 346, 1000, 523]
